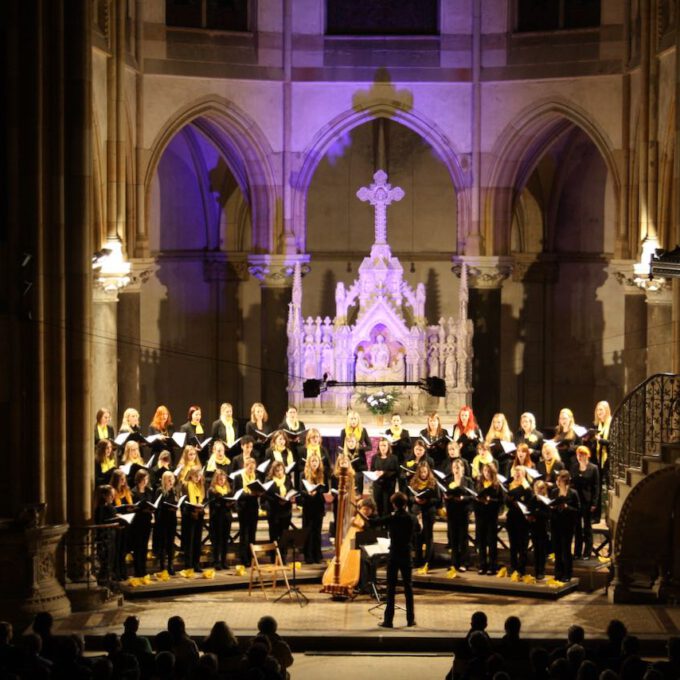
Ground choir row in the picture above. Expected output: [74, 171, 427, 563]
[93, 429, 600, 586]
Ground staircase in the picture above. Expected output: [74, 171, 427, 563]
[607, 373, 680, 603]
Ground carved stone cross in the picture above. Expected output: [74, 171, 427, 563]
[356, 170, 404, 245]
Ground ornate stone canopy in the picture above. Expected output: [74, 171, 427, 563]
[287, 170, 473, 417]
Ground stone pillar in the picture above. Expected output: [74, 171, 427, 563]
[117, 260, 153, 412]
[92, 287, 120, 421]
[644, 283, 673, 375]
[248, 254, 310, 421]
[454, 256, 512, 429]
[612, 262, 649, 392]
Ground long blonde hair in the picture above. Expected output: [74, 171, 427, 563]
[304, 452, 325, 484]
[485, 413, 512, 443]
[119, 407, 139, 433]
[250, 402, 268, 423]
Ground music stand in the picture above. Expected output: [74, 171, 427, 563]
[275, 526, 310, 607]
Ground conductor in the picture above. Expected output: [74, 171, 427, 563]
[370, 491, 417, 628]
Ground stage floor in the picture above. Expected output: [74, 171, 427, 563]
[56, 585, 680, 645]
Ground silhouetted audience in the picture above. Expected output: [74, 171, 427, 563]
[256, 615, 294, 680]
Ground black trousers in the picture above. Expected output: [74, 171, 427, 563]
[474, 507, 499, 571]
[131, 513, 153, 576]
[302, 497, 325, 563]
[209, 509, 232, 565]
[446, 503, 470, 568]
[552, 516, 576, 580]
[154, 513, 177, 570]
[414, 507, 436, 567]
[373, 481, 396, 517]
[384, 555, 415, 625]
[530, 521, 548, 577]
[238, 505, 259, 566]
[181, 512, 204, 569]
[506, 512, 529, 575]
[574, 504, 593, 558]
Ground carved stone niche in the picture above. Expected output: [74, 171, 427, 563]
[0, 522, 71, 626]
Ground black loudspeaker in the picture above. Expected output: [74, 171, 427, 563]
[425, 376, 446, 397]
[303, 379, 322, 398]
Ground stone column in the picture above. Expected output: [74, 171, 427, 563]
[92, 287, 120, 421]
[612, 261, 649, 392]
[644, 283, 673, 375]
[117, 260, 154, 412]
[248, 254, 310, 421]
[453, 256, 512, 429]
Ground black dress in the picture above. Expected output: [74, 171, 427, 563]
[298, 473, 327, 563]
[473, 482, 505, 573]
[444, 475, 474, 569]
[569, 462, 599, 559]
[233, 473, 261, 566]
[208, 487, 236, 568]
[154, 488, 178, 573]
[514, 429, 544, 463]
[419, 428, 450, 469]
[453, 427, 483, 465]
[505, 484, 533, 575]
[245, 421, 273, 462]
[409, 482, 441, 567]
[371, 454, 399, 516]
[130, 487, 155, 577]
[549, 487, 580, 581]
[384, 428, 411, 466]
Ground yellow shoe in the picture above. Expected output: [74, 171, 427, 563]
[548, 553, 555, 562]
[546, 577, 564, 588]
[496, 567, 508, 578]
[510, 570, 521, 582]
[522, 574, 537, 585]
[141, 574, 153, 585]
[202, 568, 215, 579]
[155, 570, 170, 582]
[128, 577, 142, 588]
[293, 561, 302, 570]
[179, 568, 194, 578]
[598, 556, 610, 563]
[234, 564, 247, 577]
[417, 563, 429, 575]
[447, 567, 458, 579]
[258, 509, 267, 518]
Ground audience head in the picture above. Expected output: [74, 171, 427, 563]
[124, 615, 140, 634]
[471, 610, 488, 631]
[568, 625, 585, 645]
[167, 615, 187, 640]
[576, 660, 598, 680]
[102, 632, 121, 655]
[390, 491, 408, 510]
[258, 615, 278, 636]
[33, 611, 53, 637]
[567, 644, 586, 667]
[549, 657, 570, 680]
[469, 630, 491, 657]
[606, 619, 628, 645]
[154, 630, 173, 653]
[504, 616, 521, 637]
[155, 650, 175, 676]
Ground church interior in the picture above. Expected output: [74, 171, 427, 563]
[2, 0, 680, 677]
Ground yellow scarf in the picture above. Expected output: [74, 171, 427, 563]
[510, 480, 529, 490]
[242, 469, 256, 494]
[597, 421, 609, 468]
[307, 444, 320, 456]
[101, 459, 115, 473]
[206, 453, 231, 472]
[223, 419, 235, 446]
[545, 459, 555, 474]
[274, 477, 287, 496]
[114, 489, 132, 506]
[97, 424, 109, 440]
[194, 423, 204, 435]
[213, 483, 230, 495]
[390, 426, 402, 438]
[483, 480, 492, 489]
[345, 425, 361, 440]
[273, 449, 293, 467]
[448, 479, 461, 489]
[187, 481, 205, 504]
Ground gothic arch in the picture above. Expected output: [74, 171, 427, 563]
[144, 96, 278, 252]
[292, 102, 469, 252]
[485, 99, 622, 256]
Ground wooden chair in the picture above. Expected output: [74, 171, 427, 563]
[248, 541, 292, 600]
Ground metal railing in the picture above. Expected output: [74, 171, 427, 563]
[608, 373, 680, 487]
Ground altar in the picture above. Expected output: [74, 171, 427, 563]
[286, 170, 473, 420]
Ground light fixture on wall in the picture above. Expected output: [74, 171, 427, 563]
[633, 236, 665, 291]
[347, 261, 352, 273]
[410, 261, 415, 273]
[93, 240, 131, 292]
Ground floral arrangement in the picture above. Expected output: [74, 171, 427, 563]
[359, 390, 400, 415]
